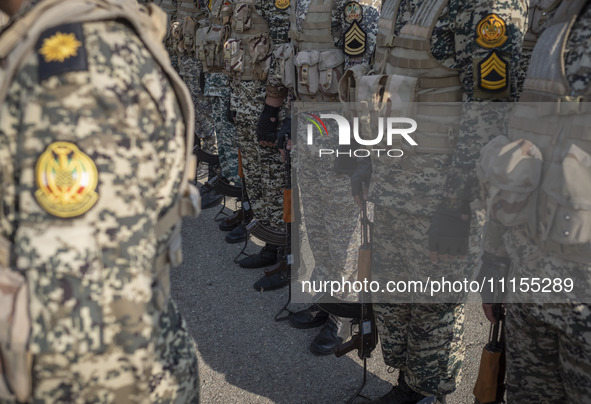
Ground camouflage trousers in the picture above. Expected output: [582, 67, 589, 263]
[178, 54, 216, 155]
[205, 73, 239, 184]
[27, 299, 199, 404]
[230, 80, 283, 231]
[501, 225, 591, 402]
[505, 303, 591, 403]
[372, 206, 465, 397]
[295, 129, 360, 298]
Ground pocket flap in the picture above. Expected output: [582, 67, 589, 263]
[543, 144, 591, 210]
[294, 50, 320, 67]
[479, 136, 543, 192]
[318, 50, 344, 70]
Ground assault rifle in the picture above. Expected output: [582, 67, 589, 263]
[273, 129, 294, 321]
[332, 201, 377, 404]
[234, 149, 255, 263]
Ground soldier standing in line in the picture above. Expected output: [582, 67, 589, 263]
[345, 0, 528, 402]
[196, 0, 242, 192]
[176, 0, 224, 209]
[222, 0, 291, 291]
[478, 1, 591, 402]
[261, 0, 382, 352]
[0, 0, 200, 403]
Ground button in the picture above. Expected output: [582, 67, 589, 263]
[564, 231, 570, 236]
[565, 215, 571, 220]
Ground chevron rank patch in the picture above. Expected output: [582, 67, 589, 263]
[474, 50, 510, 99]
[36, 23, 88, 82]
[35, 142, 99, 218]
[476, 14, 508, 49]
[344, 21, 366, 57]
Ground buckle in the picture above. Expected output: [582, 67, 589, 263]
[557, 96, 584, 115]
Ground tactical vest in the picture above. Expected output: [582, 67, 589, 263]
[177, 0, 208, 55]
[279, 0, 343, 101]
[523, 0, 562, 51]
[196, 0, 232, 72]
[478, 0, 591, 263]
[370, 0, 461, 153]
[0, 3, 199, 400]
[223, 0, 271, 81]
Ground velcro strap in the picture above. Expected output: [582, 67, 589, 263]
[419, 76, 461, 89]
[393, 36, 429, 51]
[387, 53, 440, 70]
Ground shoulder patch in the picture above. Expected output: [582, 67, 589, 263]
[36, 23, 88, 82]
[474, 50, 510, 99]
[344, 1, 363, 24]
[35, 142, 99, 218]
[275, 0, 290, 10]
[476, 14, 508, 49]
[344, 21, 366, 57]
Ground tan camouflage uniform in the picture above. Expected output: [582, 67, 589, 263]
[367, 0, 527, 398]
[478, 1, 591, 401]
[0, 1, 199, 403]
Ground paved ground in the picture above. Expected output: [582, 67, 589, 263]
[172, 191, 491, 404]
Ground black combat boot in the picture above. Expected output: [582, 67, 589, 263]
[309, 315, 352, 356]
[288, 304, 329, 329]
[237, 244, 277, 268]
[368, 372, 440, 404]
[201, 165, 223, 209]
[219, 209, 243, 231]
[253, 263, 288, 291]
[225, 223, 247, 244]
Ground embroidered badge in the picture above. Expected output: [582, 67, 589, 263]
[476, 14, 508, 49]
[35, 142, 99, 218]
[36, 23, 88, 81]
[474, 50, 510, 99]
[344, 1, 363, 24]
[275, 0, 290, 10]
[344, 21, 366, 56]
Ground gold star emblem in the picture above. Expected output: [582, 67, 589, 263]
[39, 32, 82, 63]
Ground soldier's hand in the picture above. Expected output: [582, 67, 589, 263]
[427, 203, 471, 264]
[482, 303, 497, 324]
[257, 103, 280, 144]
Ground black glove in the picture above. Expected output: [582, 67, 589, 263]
[350, 157, 372, 198]
[427, 203, 471, 258]
[256, 103, 280, 143]
[478, 252, 510, 304]
[276, 117, 291, 149]
[226, 97, 236, 124]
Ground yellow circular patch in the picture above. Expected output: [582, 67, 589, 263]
[35, 142, 98, 218]
[476, 14, 508, 49]
[39, 32, 82, 63]
[275, 0, 289, 10]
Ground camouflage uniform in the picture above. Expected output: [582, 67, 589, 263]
[0, 1, 199, 403]
[177, 0, 217, 154]
[227, 0, 290, 231]
[291, 0, 381, 291]
[477, 1, 591, 401]
[161, 0, 181, 71]
[365, 0, 527, 398]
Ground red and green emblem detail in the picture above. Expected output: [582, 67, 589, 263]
[35, 142, 98, 218]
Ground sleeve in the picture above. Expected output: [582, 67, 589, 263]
[442, 0, 529, 203]
[260, 0, 291, 97]
[4, 20, 185, 360]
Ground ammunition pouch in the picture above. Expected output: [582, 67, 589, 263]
[0, 237, 32, 403]
[294, 49, 344, 101]
[273, 43, 295, 89]
[196, 24, 230, 72]
[179, 16, 197, 55]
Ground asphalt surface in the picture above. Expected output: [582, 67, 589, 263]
[172, 189, 490, 404]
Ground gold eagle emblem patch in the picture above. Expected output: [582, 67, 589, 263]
[35, 142, 99, 218]
[344, 1, 363, 24]
[476, 14, 508, 49]
[275, 0, 290, 10]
